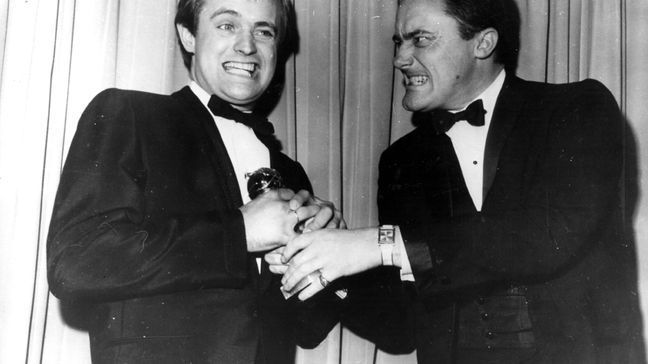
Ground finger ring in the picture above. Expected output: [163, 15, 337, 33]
[318, 272, 330, 288]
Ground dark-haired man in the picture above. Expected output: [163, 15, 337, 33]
[276, 0, 645, 362]
[47, 0, 341, 363]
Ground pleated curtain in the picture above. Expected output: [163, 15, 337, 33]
[1, 1, 647, 363]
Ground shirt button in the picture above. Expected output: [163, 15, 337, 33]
[473, 160, 478, 165]
[480, 312, 489, 321]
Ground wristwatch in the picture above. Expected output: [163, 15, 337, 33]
[378, 225, 395, 266]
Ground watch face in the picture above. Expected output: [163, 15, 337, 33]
[379, 225, 395, 244]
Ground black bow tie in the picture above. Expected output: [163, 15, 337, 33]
[430, 99, 486, 134]
[207, 95, 274, 135]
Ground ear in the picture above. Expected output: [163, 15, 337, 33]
[176, 24, 196, 54]
[473, 28, 498, 60]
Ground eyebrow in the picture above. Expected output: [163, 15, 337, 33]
[209, 8, 278, 32]
[255, 21, 278, 32]
[392, 29, 432, 43]
[210, 8, 240, 20]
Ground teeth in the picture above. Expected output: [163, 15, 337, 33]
[223, 62, 256, 76]
[405, 75, 429, 86]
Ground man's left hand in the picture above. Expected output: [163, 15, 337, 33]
[274, 228, 381, 300]
[288, 190, 346, 232]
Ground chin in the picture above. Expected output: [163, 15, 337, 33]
[403, 93, 441, 113]
[402, 98, 426, 113]
[222, 91, 263, 107]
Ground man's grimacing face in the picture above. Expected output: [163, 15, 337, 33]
[179, 0, 280, 110]
[393, 0, 481, 112]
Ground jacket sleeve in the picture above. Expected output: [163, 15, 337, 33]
[379, 80, 625, 301]
[47, 89, 249, 303]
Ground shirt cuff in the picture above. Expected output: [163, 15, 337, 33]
[395, 226, 415, 282]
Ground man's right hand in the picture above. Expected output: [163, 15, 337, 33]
[240, 188, 320, 252]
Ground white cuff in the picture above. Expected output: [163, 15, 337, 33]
[395, 226, 415, 282]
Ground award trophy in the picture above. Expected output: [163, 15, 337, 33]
[245, 168, 346, 299]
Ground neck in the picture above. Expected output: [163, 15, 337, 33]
[451, 64, 504, 111]
[189, 72, 256, 113]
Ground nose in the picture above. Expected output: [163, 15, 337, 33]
[393, 45, 413, 69]
[234, 31, 257, 55]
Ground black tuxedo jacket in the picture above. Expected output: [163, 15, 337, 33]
[47, 87, 337, 363]
[378, 76, 644, 363]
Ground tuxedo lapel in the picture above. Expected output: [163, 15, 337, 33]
[415, 116, 479, 216]
[482, 76, 527, 203]
[173, 88, 264, 287]
[172, 87, 244, 209]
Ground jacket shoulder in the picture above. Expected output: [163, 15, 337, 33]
[73, 89, 190, 145]
[89, 88, 174, 109]
[81, 88, 184, 123]
[563, 79, 617, 105]
[516, 77, 616, 106]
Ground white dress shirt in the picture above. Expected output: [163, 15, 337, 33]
[189, 82, 270, 271]
[446, 69, 505, 211]
[397, 70, 506, 280]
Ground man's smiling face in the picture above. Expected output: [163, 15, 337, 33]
[183, 0, 279, 111]
[393, 0, 480, 112]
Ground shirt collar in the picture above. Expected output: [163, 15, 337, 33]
[478, 69, 506, 126]
[189, 81, 211, 108]
[188, 81, 256, 117]
[449, 69, 506, 128]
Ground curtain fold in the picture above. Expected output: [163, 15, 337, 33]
[339, 2, 414, 362]
[626, 3, 648, 352]
[0, 1, 60, 363]
[291, 0, 342, 206]
[341, 0, 396, 228]
[290, 2, 345, 362]
[1, 0, 647, 363]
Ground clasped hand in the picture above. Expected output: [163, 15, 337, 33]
[265, 227, 380, 301]
[240, 189, 345, 253]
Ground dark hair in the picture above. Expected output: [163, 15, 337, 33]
[174, 0, 293, 70]
[441, 0, 520, 71]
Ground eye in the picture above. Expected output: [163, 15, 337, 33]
[216, 23, 235, 31]
[413, 35, 432, 46]
[254, 28, 276, 40]
[412, 33, 436, 47]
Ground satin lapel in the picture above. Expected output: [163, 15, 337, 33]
[172, 87, 244, 209]
[482, 76, 527, 203]
[173, 87, 260, 285]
